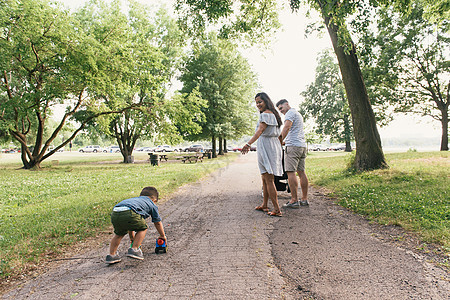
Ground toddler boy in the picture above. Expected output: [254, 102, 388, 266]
[105, 186, 166, 264]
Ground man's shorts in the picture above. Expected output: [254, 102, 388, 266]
[284, 146, 307, 172]
[111, 209, 148, 236]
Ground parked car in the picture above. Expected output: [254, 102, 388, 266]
[136, 147, 153, 152]
[1, 148, 17, 153]
[183, 144, 204, 152]
[154, 145, 177, 152]
[106, 145, 121, 153]
[309, 144, 327, 151]
[78, 145, 103, 153]
[328, 144, 346, 151]
[47, 146, 64, 152]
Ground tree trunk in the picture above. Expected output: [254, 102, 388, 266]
[323, 14, 387, 170]
[211, 136, 217, 158]
[343, 114, 352, 152]
[224, 139, 228, 153]
[218, 137, 224, 155]
[440, 108, 449, 151]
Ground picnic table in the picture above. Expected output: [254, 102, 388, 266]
[159, 154, 168, 161]
[148, 153, 169, 162]
[181, 152, 203, 163]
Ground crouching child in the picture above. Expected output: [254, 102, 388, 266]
[105, 186, 166, 264]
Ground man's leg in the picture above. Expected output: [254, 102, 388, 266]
[298, 170, 309, 202]
[286, 171, 299, 204]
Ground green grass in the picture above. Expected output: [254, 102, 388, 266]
[0, 152, 238, 278]
[307, 151, 449, 250]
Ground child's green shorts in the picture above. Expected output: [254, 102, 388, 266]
[111, 209, 148, 236]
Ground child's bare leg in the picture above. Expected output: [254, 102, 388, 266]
[109, 234, 125, 255]
[128, 231, 135, 245]
[131, 229, 147, 249]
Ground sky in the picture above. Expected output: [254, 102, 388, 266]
[59, 0, 442, 143]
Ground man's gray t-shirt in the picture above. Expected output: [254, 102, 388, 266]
[284, 108, 306, 147]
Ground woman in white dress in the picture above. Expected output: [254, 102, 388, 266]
[241, 92, 283, 217]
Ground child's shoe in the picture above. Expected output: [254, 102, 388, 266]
[127, 247, 144, 260]
[105, 252, 121, 264]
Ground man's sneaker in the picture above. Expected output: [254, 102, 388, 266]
[105, 253, 121, 264]
[282, 201, 300, 209]
[299, 200, 309, 206]
[127, 247, 144, 260]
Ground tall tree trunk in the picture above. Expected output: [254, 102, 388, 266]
[224, 138, 228, 153]
[211, 136, 217, 158]
[343, 114, 352, 152]
[441, 108, 449, 151]
[323, 13, 387, 170]
[218, 137, 224, 155]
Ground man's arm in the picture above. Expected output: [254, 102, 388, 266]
[279, 120, 293, 143]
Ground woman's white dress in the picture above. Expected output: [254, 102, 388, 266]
[256, 113, 283, 176]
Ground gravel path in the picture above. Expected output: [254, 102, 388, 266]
[3, 153, 449, 299]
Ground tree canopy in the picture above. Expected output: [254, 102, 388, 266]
[357, 2, 449, 151]
[179, 33, 258, 157]
[0, 0, 143, 168]
[300, 49, 353, 151]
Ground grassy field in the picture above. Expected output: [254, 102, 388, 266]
[0, 151, 238, 279]
[307, 150, 449, 251]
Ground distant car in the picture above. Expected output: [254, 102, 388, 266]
[136, 147, 153, 152]
[47, 146, 64, 152]
[1, 148, 17, 153]
[329, 144, 346, 151]
[106, 145, 121, 153]
[183, 144, 204, 152]
[309, 144, 327, 151]
[79, 145, 103, 153]
[154, 145, 176, 152]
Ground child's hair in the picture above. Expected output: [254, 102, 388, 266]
[140, 186, 159, 199]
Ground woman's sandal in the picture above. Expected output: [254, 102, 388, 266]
[255, 206, 269, 212]
[268, 211, 282, 217]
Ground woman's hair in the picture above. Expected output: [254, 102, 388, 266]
[255, 92, 282, 127]
[140, 186, 159, 199]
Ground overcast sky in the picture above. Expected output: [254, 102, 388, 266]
[59, 0, 442, 141]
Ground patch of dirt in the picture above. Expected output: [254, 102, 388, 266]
[272, 188, 449, 299]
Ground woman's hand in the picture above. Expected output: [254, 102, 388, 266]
[241, 144, 250, 155]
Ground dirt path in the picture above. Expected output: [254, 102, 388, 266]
[3, 153, 449, 299]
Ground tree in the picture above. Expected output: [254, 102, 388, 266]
[300, 49, 353, 151]
[359, 2, 449, 151]
[88, 2, 201, 163]
[0, 0, 138, 169]
[179, 34, 257, 158]
[175, 0, 395, 170]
